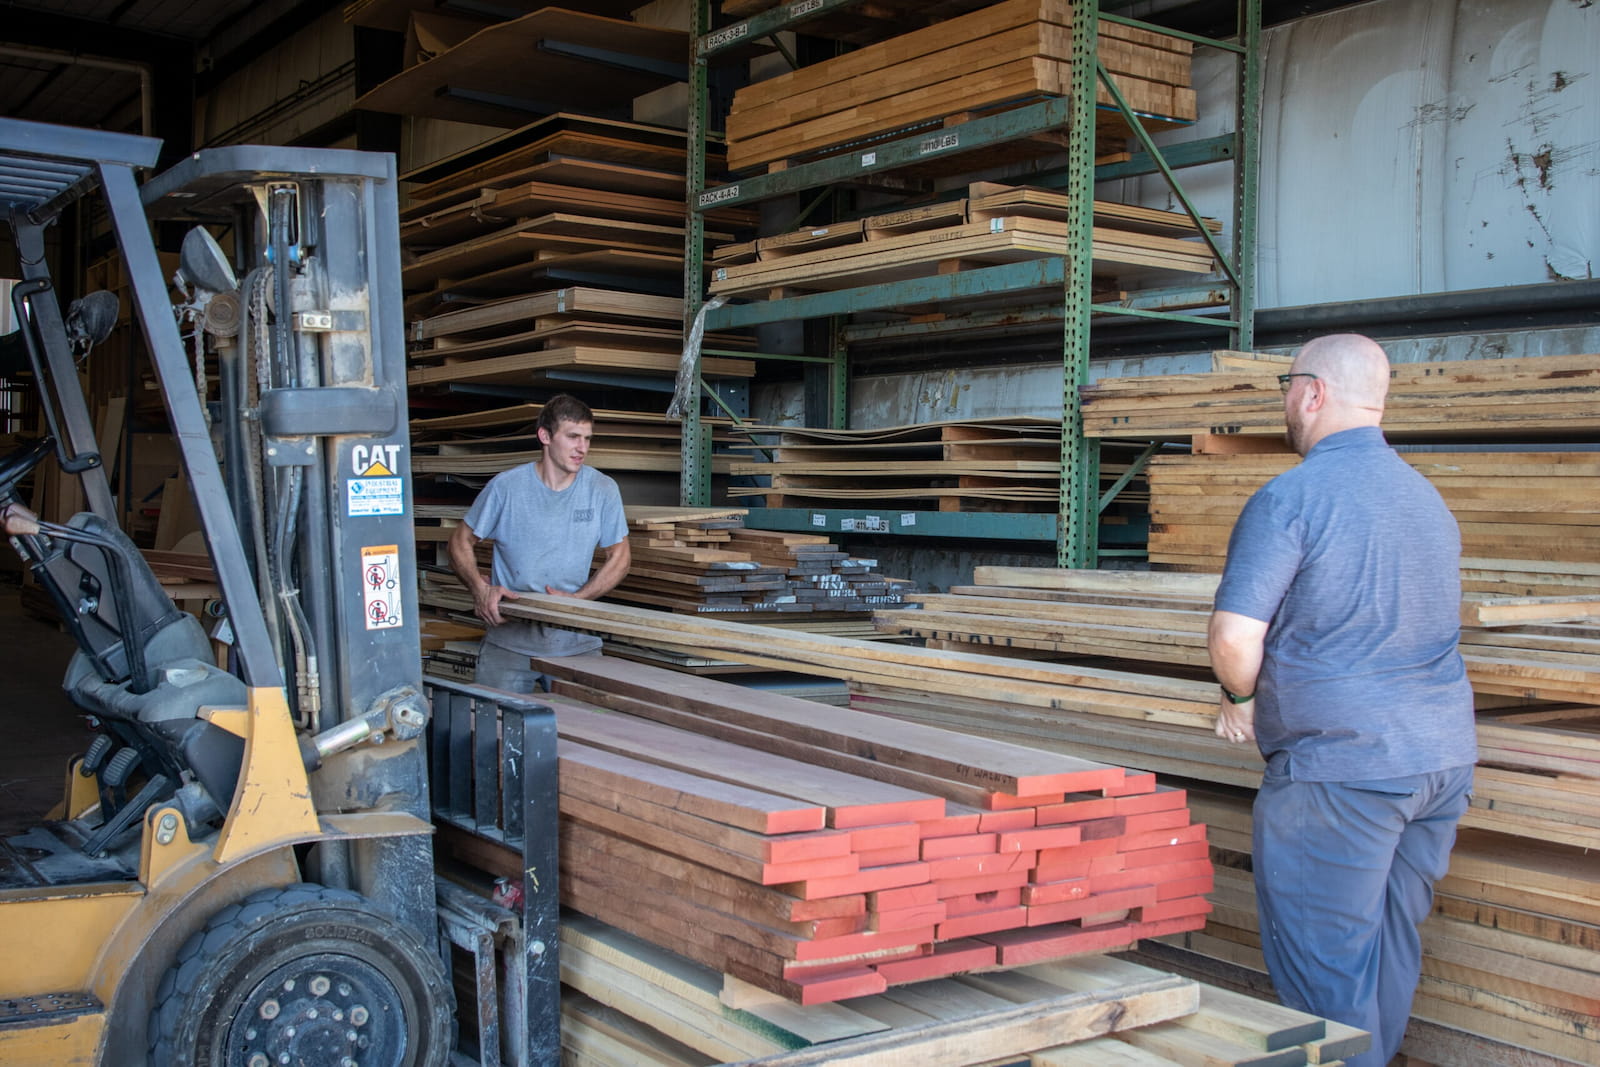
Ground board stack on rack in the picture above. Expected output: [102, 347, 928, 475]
[720, 0, 1197, 174]
[615, 508, 916, 618]
[709, 182, 1217, 299]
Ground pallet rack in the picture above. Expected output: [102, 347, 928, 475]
[682, 0, 1263, 566]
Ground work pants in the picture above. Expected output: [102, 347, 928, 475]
[1252, 762, 1473, 1067]
[474, 640, 547, 695]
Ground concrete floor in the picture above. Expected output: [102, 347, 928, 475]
[0, 574, 93, 835]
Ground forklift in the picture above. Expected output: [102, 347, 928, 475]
[0, 118, 559, 1065]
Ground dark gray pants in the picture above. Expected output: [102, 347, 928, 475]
[474, 640, 547, 695]
[1252, 762, 1473, 1066]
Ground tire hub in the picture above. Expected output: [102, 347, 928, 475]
[230, 952, 405, 1067]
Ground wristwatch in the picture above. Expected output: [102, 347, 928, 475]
[1221, 685, 1255, 704]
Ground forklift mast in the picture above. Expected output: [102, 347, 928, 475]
[0, 118, 561, 1065]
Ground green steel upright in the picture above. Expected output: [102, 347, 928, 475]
[681, 0, 712, 506]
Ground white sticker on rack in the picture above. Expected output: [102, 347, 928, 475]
[901, 513, 916, 526]
[811, 513, 826, 527]
[860, 151, 876, 167]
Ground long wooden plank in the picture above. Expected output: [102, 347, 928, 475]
[532, 654, 1133, 797]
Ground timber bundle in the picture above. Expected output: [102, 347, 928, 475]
[720, 0, 1197, 173]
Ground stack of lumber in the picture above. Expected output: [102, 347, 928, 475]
[352, 9, 687, 129]
[1174, 785, 1600, 1067]
[874, 566, 1600, 708]
[716, 0, 998, 47]
[406, 287, 755, 389]
[873, 566, 1600, 845]
[419, 588, 1584, 1060]
[558, 911, 1369, 1066]
[1080, 353, 1600, 439]
[611, 507, 918, 615]
[722, 0, 1196, 173]
[1144, 450, 1600, 596]
[530, 654, 1215, 1004]
[725, 416, 1153, 519]
[709, 182, 1215, 298]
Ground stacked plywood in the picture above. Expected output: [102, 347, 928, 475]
[1144, 450, 1600, 597]
[526, 655, 1214, 1005]
[723, 0, 1196, 172]
[1080, 353, 1600, 439]
[709, 182, 1215, 298]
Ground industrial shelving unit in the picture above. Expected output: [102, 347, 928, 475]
[681, 0, 1263, 566]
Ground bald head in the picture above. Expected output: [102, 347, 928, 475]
[1282, 333, 1390, 454]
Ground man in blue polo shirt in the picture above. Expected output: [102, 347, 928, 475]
[1207, 333, 1477, 1067]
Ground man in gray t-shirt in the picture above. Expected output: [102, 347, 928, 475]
[448, 394, 630, 692]
[1208, 334, 1476, 1067]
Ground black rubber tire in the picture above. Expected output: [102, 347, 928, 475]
[148, 882, 454, 1067]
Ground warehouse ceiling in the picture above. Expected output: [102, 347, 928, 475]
[0, 0, 328, 157]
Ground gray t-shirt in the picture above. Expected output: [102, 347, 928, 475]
[463, 462, 628, 656]
[1214, 426, 1477, 781]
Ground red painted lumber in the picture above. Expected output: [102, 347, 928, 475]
[1022, 877, 1090, 905]
[944, 887, 1024, 916]
[870, 883, 940, 911]
[919, 811, 984, 836]
[1091, 859, 1211, 895]
[1139, 896, 1214, 922]
[927, 850, 1037, 881]
[785, 965, 888, 1005]
[980, 918, 1143, 965]
[784, 943, 928, 980]
[1157, 873, 1216, 901]
[1119, 821, 1207, 852]
[874, 938, 998, 984]
[937, 905, 1030, 940]
[934, 869, 1031, 899]
[983, 790, 1069, 811]
[1122, 840, 1209, 868]
[872, 900, 950, 931]
[561, 820, 864, 924]
[921, 832, 998, 860]
[997, 825, 1083, 853]
[793, 925, 937, 963]
[780, 860, 932, 900]
[1037, 794, 1118, 825]
[1114, 785, 1188, 816]
[1106, 770, 1158, 796]
[856, 843, 922, 866]
[1124, 808, 1194, 834]
[976, 807, 1037, 831]
[559, 739, 827, 834]
[1027, 884, 1158, 926]
[850, 822, 920, 851]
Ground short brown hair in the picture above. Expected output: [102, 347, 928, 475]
[537, 394, 593, 438]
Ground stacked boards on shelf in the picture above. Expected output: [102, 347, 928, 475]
[709, 182, 1217, 299]
[720, 0, 1197, 173]
[723, 416, 1154, 527]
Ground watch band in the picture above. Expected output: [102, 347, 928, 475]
[1221, 685, 1255, 704]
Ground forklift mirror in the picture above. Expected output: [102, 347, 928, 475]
[177, 225, 237, 295]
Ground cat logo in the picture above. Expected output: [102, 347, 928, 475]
[352, 443, 402, 477]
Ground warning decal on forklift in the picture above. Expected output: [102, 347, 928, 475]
[361, 545, 404, 630]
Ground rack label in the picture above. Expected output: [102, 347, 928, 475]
[860, 151, 877, 167]
[700, 184, 741, 208]
[706, 23, 749, 50]
[901, 513, 917, 526]
[811, 513, 827, 527]
[920, 133, 960, 156]
[790, 0, 824, 16]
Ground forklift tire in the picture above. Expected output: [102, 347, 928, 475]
[148, 882, 455, 1067]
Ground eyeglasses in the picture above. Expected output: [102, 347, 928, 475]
[1277, 372, 1319, 393]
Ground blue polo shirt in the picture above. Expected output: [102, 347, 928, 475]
[1214, 427, 1478, 781]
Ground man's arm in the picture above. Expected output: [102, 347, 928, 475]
[448, 518, 516, 626]
[1207, 609, 1269, 742]
[551, 538, 631, 600]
